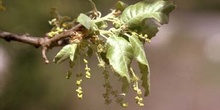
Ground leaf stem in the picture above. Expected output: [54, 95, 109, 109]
[96, 52, 105, 68]
[99, 30, 113, 35]
[100, 34, 108, 39]
[93, 10, 118, 23]
[89, 0, 101, 18]
[130, 67, 139, 82]
[123, 33, 131, 38]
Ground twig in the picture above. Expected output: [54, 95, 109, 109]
[0, 24, 83, 63]
[0, 31, 41, 47]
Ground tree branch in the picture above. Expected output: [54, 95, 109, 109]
[0, 24, 83, 63]
[0, 30, 41, 47]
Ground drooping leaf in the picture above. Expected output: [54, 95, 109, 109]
[115, 1, 128, 12]
[120, 0, 176, 27]
[53, 44, 78, 64]
[138, 62, 150, 96]
[106, 35, 133, 83]
[128, 33, 150, 96]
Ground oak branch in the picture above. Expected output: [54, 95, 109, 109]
[0, 24, 82, 63]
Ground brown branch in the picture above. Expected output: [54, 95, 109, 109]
[0, 31, 41, 47]
[0, 24, 83, 63]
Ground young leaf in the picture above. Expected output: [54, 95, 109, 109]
[77, 13, 99, 32]
[106, 35, 133, 83]
[120, 0, 176, 27]
[53, 44, 78, 64]
[115, 1, 128, 12]
[77, 13, 93, 29]
[95, 21, 108, 29]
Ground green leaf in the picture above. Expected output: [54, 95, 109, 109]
[115, 1, 128, 12]
[128, 34, 148, 65]
[69, 44, 78, 62]
[95, 21, 108, 29]
[53, 44, 78, 64]
[106, 35, 133, 83]
[140, 18, 159, 39]
[120, 0, 176, 27]
[77, 13, 99, 33]
[138, 62, 150, 96]
[77, 13, 93, 29]
[128, 33, 150, 96]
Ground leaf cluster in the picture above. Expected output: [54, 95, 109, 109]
[51, 0, 175, 107]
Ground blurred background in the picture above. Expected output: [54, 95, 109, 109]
[1, 0, 220, 110]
